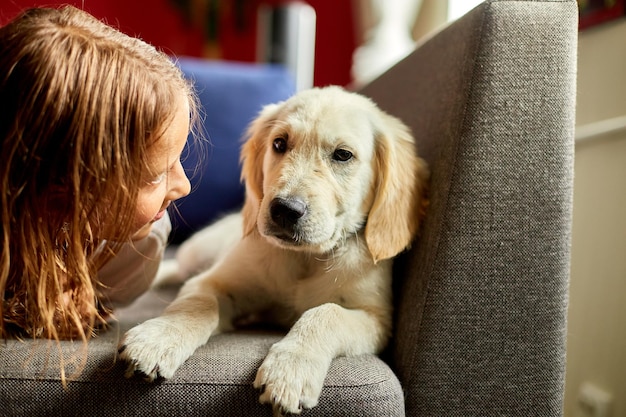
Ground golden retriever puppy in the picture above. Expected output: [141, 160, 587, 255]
[119, 86, 429, 416]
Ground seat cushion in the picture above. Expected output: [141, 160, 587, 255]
[0, 287, 404, 416]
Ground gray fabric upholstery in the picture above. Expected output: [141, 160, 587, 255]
[1, 288, 404, 416]
[0, 1, 577, 415]
[361, 0, 577, 415]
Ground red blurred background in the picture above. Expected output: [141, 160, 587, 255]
[0, 0, 358, 87]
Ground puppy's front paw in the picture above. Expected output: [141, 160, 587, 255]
[253, 341, 330, 416]
[118, 317, 195, 381]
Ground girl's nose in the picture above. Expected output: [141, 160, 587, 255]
[169, 161, 191, 201]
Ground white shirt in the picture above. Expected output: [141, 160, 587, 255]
[97, 213, 171, 307]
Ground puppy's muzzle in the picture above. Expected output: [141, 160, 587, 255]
[269, 197, 307, 239]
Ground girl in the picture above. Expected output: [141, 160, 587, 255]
[0, 6, 200, 344]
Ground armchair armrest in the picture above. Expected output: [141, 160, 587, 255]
[361, 0, 578, 414]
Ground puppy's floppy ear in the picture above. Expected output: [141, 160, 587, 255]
[240, 103, 282, 236]
[365, 112, 429, 263]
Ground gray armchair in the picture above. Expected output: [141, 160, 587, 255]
[0, 0, 577, 415]
[361, 0, 577, 414]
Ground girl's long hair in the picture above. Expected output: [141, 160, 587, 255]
[0, 6, 199, 351]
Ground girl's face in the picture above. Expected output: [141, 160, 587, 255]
[132, 95, 192, 240]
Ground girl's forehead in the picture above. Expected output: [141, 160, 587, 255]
[149, 96, 190, 161]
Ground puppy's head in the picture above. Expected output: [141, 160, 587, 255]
[241, 86, 428, 262]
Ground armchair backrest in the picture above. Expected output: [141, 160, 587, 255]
[361, 1, 578, 415]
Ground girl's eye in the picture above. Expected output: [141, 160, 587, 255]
[146, 158, 181, 186]
[333, 148, 353, 162]
[273, 137, 287, 154]
[148, 172, 167, 186]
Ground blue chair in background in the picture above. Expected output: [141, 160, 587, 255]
[171, 58, 295, 242]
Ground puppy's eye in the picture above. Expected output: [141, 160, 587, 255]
[333, 148, 353, 162]
[273, 137, 287, 154]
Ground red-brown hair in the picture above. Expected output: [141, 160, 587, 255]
[0, 6, 199, 349]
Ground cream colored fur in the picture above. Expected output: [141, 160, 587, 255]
[119, 86, 428, 416]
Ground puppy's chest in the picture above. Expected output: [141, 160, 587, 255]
[269, 254, 367, 310]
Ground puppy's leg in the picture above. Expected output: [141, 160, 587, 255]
[253, 303, 388, 415]
[175, 212, 243, 279]
[119, 238, 264, 381]
[151, 258, 181, 287]
[118, 272, 227, 380]
[152, 212, 243, 287]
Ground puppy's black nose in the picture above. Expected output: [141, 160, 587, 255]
[270, 197, 307, 230]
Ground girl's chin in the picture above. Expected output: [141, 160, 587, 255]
[131, 223, 153, 241]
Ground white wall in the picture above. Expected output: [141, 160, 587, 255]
[564, 19, 626, 417]
[351, 0, 476, 87]
[447, 0, 483, 21]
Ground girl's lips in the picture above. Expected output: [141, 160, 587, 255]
[152, 205, 169, 222]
